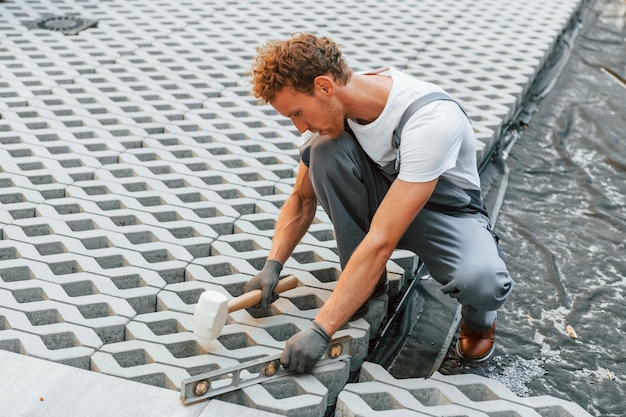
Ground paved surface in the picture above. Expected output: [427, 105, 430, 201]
[0, 0, 595, 415]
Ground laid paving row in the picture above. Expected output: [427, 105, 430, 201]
[0, 0, 592, 415]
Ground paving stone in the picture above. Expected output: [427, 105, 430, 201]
[222, 311, 320, 345]
[209, 233, 274, 269]
[313, 360, 352, 409]
[199, 399, 283, 417]
[210, 323, 289, 357]
[90, 351, 195, 391]
[0, 305, 103, 349]
[0, 350, 206, 417]
[0, 275, 136, 320]
[125, 311, 288, 363]
[0, 144, 103, 172]
[186, 255, 259, 285]
[0, 179, 52, 205]
[232, 212, 282, 239]
[128, 310, 283, 363]
[337, 381, 490, 417]
[341, 362, 593, 417]
[96, 338, 246, 385]
[218, 372, 329, 417]
[0, 328, 94, 369]
[126, 310, 194, 340]
[0, 295, 130, 344]
[269, 284, 333, 322]
[4, 217, 199, 268]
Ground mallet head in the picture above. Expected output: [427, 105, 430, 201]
[193, 290, 228, 340]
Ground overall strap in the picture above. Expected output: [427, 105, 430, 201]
[389, 92, 468, 173]
[393, 92, 468, 148]
[389, 92, 487, 217]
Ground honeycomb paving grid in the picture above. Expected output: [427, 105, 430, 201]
[404, 0, 586, 154]
[217, 368, 333, 417]
[335, 362, 593, 417]
[0, 0, 588, 414]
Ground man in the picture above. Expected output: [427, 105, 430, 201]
[243, 33, 514, 374]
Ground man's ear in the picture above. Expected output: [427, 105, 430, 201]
[314, 76, 335, 95]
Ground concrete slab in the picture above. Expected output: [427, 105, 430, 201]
[346, 362, 593, 417]
[0, 349, 206, 417]
[198, 400, 283, 417]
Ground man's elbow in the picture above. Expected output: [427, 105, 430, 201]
[367, 231, 397, 262]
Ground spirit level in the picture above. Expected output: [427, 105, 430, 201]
[180, 336, 352, 405]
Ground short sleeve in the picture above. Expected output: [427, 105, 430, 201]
[397, 101, 466, 183]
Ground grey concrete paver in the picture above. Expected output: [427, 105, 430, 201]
[0, 349, 206, 417]
[344, 362, 592, 417]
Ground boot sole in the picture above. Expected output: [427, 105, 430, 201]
[454, 341, 495, 366]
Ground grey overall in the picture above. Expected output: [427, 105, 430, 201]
[301, 93, 514, 330]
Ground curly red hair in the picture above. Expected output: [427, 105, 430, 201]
[250, 33, 352, 103]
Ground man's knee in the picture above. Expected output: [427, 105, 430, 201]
[443, 261, 514, 311]
[309, 131, 363, 182]
[312, 130, 359, 159]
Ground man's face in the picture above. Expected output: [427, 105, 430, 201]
[271, 87, 345, 138]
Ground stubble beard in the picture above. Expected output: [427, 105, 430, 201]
[319, 95, 345, 139]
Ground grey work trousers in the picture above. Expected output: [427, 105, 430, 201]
[304, 131, 514, 330]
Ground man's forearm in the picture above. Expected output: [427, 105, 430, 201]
[313, 178, 437, 336]
[314, 233, 391, 335]
[268, 194, 317, 264]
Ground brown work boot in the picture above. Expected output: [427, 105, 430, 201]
[455, 320, 496, 365]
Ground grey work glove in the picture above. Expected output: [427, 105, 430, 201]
[243, 260, 282, 308]
[280, 321, 330, 374]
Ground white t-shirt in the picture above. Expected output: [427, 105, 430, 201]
[302, 67, 481, 190]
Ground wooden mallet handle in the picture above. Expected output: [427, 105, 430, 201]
[227, 275, 299, 313]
